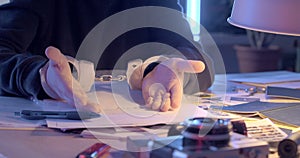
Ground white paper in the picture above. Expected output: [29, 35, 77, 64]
[0, 97, 47, 128]
[245, 118, 288, 142]
[80, 126, 169, 140]
[46, 101, 217, 129]
[267, 81, 300, 89]
[46, 81, 238, 129]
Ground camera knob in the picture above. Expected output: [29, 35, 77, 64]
[181, 117, 231, 148]
[247, 149, 257, 158]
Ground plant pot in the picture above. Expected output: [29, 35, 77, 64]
[234, 45, 281, 73]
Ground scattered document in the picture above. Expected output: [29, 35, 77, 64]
[228, 71, 300, 85]
[0, 96, 47, 128]
[46, 100, 235, 129]
[227, 71, 300, 100]
[222, 101, 300, 128]
[245, 118, 288, 143]
[80, 126, 169, 140]
[46, 82, 239, 130]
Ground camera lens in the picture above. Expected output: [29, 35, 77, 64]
[182, 117, 231, 148]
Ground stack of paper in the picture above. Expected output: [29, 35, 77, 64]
[228, 71, 300, 100]
[46, 81, 239, 131]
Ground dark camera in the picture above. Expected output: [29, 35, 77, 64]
[181, 117, 231, 148]
[148, 117, 269, 158]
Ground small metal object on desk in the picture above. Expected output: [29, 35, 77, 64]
[15, 110, 100, 120]
[231, 86, 266, 96]
[95, 75, 126, 82]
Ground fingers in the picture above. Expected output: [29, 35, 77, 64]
[160, 93, 171, 112]
[78, 101, 102, 113]
[145, 93, 171, 112]
[143, 83, 165, 110]
[151, 90, 167, 110]
[169, 84, 183, 109]
[175, 59, 205, 73]
[143, 83, 173, 112]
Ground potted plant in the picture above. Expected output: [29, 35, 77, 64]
[234, 29, 281, 73]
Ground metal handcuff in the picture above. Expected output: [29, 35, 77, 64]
[95, 74, 126, 82]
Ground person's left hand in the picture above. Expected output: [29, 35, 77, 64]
[44, 46, 99, 112]
[141, 58, 205, 112]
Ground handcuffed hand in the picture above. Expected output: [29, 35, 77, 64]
[42, 46, 99, 112]
[141, 58, 205, 112]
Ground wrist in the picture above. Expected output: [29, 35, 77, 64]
[126, 56, 169, 90]
[39, 62, 61, 99]
[142, 62, 160, 78]
[127, 59, 143, 89]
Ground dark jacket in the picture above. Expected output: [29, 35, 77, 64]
[0, 0, 214, 100]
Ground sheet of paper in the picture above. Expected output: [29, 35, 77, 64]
[46, 81, 238, 129]
[228, 71, 300, 85]
[245, 118, 288, 143]
[0, 94, 82, 129]
[80, 126, 169, 140]
[46, 101, 230, 129]
[0, 96, 46, 128]
[267, 81, 300, 89]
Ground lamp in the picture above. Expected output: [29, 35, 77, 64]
[228, 0, 300, 36]
[227, 0, 300, 71]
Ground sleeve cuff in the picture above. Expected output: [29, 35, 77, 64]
[39, 61, 61, 99]
[126, 56, 169, 90]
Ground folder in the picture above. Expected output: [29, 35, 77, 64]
[222, 101, 300, 128]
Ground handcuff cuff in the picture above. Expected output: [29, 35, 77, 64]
[40, 55, 164, 99]
[94, 60, 159, 82]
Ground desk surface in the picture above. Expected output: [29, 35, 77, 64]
[1, 71, 294, 158]
[0, 128, 280, 158]
[0, 128, 95, 158]
[0, 128, 133, 158]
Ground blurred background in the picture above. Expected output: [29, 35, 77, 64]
[1, 0, 298, 73]
[181, 0, 299, 73]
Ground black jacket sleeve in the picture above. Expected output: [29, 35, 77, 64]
[134, 0, 215, 92]
[0, 0, 214, 101]
[0, 4, 48, 99]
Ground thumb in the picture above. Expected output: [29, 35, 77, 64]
[45, 46, 67, 66]
[176, 59, 205, 73]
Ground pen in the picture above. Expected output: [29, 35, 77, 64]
[76, 143, 111, 158]
[17, 110, 100, 120]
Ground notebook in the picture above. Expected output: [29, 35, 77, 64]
[266, 86, 300, 100]
[227, 71, 300, 100]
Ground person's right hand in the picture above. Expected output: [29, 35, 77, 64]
[141, 58, 205, 112]
[43, 46, 99, 112]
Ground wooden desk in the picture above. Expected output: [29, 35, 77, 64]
[0, 128, 133, 158]
[0, 95, 131, 158]
[0, 128, 96, 157]
[0, 71, 293, 158]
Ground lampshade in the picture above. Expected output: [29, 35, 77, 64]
[227, 0, 300, 36]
